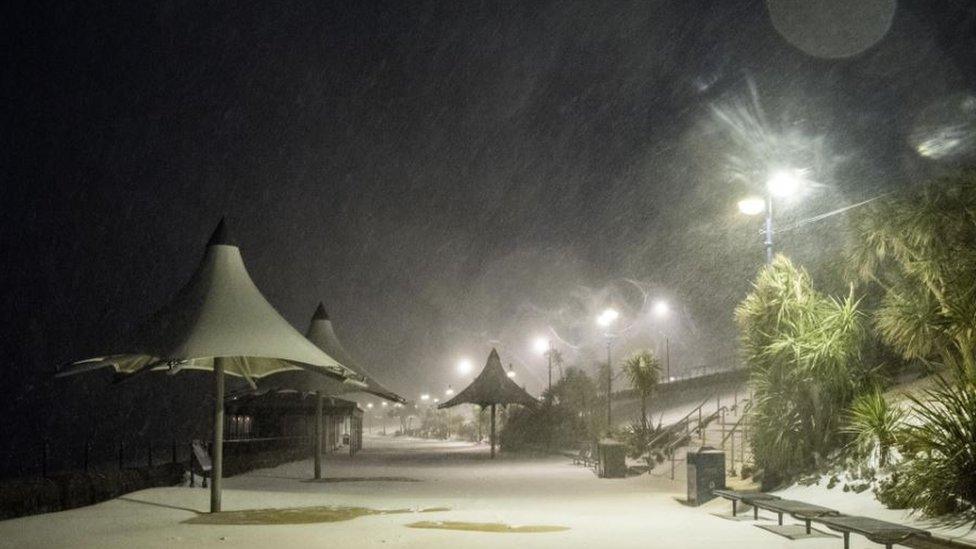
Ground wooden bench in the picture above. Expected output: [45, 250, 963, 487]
[814, 515, 931, 549]
[712, 489, 781, 518]
[751, 498, 841, 534]
[573, 446, 597, 468]
[190, 439, 212, 488]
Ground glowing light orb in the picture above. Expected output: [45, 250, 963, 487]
[766, 0, 896, 59]
[652, 300, 670, 318]
[597, 308, 619, 327]
[911, 94, 976, 160]
[533, 336, 550, 355]
[767, 169, 803, 198]
[420, 394, 430, 401]
[457, 358, 473, 375]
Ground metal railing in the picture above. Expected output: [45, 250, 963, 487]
[637, 388, 752, 481]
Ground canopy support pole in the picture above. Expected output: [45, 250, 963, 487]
[490, 403, 496, 459]
[314, 391, 323, 479]
[211, 357, 225, 513]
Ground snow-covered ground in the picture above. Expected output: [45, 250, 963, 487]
[0, 434, 971, 548]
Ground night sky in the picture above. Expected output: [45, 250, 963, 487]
[2, 0, 975, 464]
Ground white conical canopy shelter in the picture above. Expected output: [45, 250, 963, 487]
[58, 219, 360, 512]
[306, 303, 403, 403]
[225, 303, 404, 480]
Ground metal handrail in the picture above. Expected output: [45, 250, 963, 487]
[720, 400, 752, 446]
[660, 406, 726, 454]
[640, 395, 716, 456]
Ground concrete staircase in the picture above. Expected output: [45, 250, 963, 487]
[644, 395, 755, 485]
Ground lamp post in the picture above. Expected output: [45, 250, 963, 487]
[597, 307, 619, 430]
[652, 299, 671, 380]
[533, 336, 554, 398]
[738, 169, 803, 264]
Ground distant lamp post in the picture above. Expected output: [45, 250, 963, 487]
[457, 358, 473, 376]
[596, 307, 619, 430]
[533, 336, 554, 397]
[506, 365, 516, 378]
[652, 299, 671, 381]
[420, 393, 430, 402]
[738, 168, 804, 264]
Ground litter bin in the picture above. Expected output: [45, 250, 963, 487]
[597, 439, 627, 478]
[687, 446, 725, 505]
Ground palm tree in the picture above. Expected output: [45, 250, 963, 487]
[843, 388, 906, 468]
[848, 169, 976, 381]
[621, 350, 661, 430]
[736, 256, 870, 484]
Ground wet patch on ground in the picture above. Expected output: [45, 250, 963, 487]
[406, 520, 570, 533]
[185, 506, 449, 525]
[302, 476, 421, 483]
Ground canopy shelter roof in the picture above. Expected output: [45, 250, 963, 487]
[305, 303, 403, 403]
[227, 391, 362, 417]
[439, 348, 538, 409]
[226, 303, 405, 403]
[57, 219, 361, 387]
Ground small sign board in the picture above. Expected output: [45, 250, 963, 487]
[192, 440, 212, 472]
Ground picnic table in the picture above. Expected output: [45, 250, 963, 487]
[814, 515, 931, 549]
[751, 498, 840, 534]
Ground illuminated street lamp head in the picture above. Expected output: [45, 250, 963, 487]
[381, 402, 388, 407]
[737, 196, 765, 216]
[457, 358, 473, 376]
[597, 307, 619, 327]
[653, 299, 670, 318]
[433, 398, 440, 404]
[507, 365, 516, 378]
[420, 393, 430, 401]
[367, 403, 373, 409]
[532, 336, 550, 355]
[445, 385, 455, 396]
[767, 169, 803, 198]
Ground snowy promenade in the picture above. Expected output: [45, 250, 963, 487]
[0, 435, 969, 548]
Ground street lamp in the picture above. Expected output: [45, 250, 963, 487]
[739, 168, 804, 264]
[457, 358, 473, 376]
[420, 393, 430, 402]
[652, 299, 671, 381]
[445, 385, 454, 397]
[596, 307, 618, 430]
[506, 365, 516, 378]
[533, 336, 554, 397]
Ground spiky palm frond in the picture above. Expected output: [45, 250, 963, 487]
[737, 256, 871, 483]
[848, 169, 976, 381]
[895, 377, 976, 520]
[843, 388, 906, 468]
[620, 350, 661, 398]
